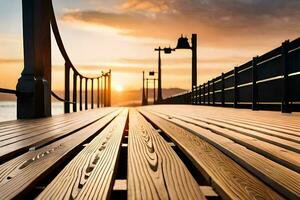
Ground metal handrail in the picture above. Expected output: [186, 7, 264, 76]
[49, 0, 102, 80]
[0, 88, 17, 94]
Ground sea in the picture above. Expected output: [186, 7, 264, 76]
[0, 101, 64, 122]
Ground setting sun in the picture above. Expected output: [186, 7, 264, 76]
[115, 84, 124, 92]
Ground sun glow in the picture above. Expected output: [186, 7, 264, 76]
[115, 84, 124, 92]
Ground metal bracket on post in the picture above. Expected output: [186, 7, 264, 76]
[17, 0, 52, 119]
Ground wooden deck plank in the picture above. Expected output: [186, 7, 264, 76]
[205, 118, 300, 143]
[0, 108, 116, 162]
[0, 109, 122, 200]
[153, 112, 300, 173]
[146, 110, 300, 200]
[209, 116, 300, 137]
[36, 109, 128, 200]
[148, 107, 300, 153]
[128, 109, 205, 200]
[139, 109, 283, 200]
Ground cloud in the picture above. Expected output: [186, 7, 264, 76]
[61, 0, 300, 48]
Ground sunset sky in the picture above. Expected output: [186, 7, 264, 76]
[0, 0, 300, 94]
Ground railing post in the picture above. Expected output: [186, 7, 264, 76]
[221, 73, 225, 106]
[17, 0, 52, 119]
[85, 78, 88, 110]
[91, 79, 94, 109]
[108, 70, 111, 106]
[104, 75, 107, 107]
[64, 62, 70, 113]
[212, 79, 215, 105]
[234, 67, 238, 108]
[281, 40, 291, 113]
[73, 72, 77, 112]
[79, 76, 82, 111]
[97, 78, 100, 108]
[197, 86, 200, 105]
[101, 76, 103, 107]
[252, 57, 258, 110]
[207, 81, 210, 105]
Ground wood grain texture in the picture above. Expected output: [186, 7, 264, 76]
[139, 109, 283, 200]
[36, 109, 128, 200]
[0, 108, 116, 161]
[147, 110, 300, 200]
[128, 109, 205, 200]
[157, 113, 300, 173]
[0, 109, 122, 200]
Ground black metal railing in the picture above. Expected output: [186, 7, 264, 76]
[0, 0, 112, 116]
[50, 1, 111, 113]
[163, 38, 300, 113]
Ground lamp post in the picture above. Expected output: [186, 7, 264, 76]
[174, 34, 197, 90]
[142, 71, 147, 105]
[154, 47, 174, 104]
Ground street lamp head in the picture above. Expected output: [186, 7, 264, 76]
[164, 47, 173, 54]
[175, 35, 191, 50]
[149, 71, 155, 76]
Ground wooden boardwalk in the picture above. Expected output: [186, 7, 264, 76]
[0, 105, 299, 200]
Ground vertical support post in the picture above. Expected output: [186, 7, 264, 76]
[142, 71, 146, 105]
[97, 78, 100, 108]
[252, 57, 258, 110]
[85, 78, 88, 110]
[281, 40, 290, 113]
[234, 67, 238, 108]
[157, 48, 163, 103]
[207, 81, 210, 105]
[104, 75, 107, 107]
[17, 0, 52, 118]
[91, 79, 94, 109]
[101, 76, 103, 107]
[221, 73, 225, 106]
[191, 34, 197, 90]
[212, 79, 215, 105]
[108, 70, 111, 107]
[64, 62, 70, 113]
[146, 78, 149, 104]
[73, 73, 77, 112]
[154, 79, 156, 104]
[79, 76, 82, 111]
[197, 86, 200, 105]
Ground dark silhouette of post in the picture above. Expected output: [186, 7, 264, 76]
[108, 70, 112, 106]
[191, 34, 197, 90]
[281, 40, 291, 113]
[79, 76, 82, 111]
[85, 78, 88, 110]
[146, 78, 149, 104]
[97, 78, 100, 108]
[17, 0, 52, 119]
[73, 73, 77, 112]
[91, 79, 94, 109]
[64, 62, 70, 113]
[154, 79, 157, 104]
[155, 47, 163, 103]
[103, 73, 107, 107]
[142, 71, 147, 105]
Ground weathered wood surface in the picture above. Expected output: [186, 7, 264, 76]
[139, 109, 283, 200]
[150, 112, 300, 172]
[0, 105, 299, 200]
[0, 108, 117, 162]
[37, 109, 128, 200]
[141, 105, 300, 200]
[0, 109, 122, 199]
[128, 109, 205, 200]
